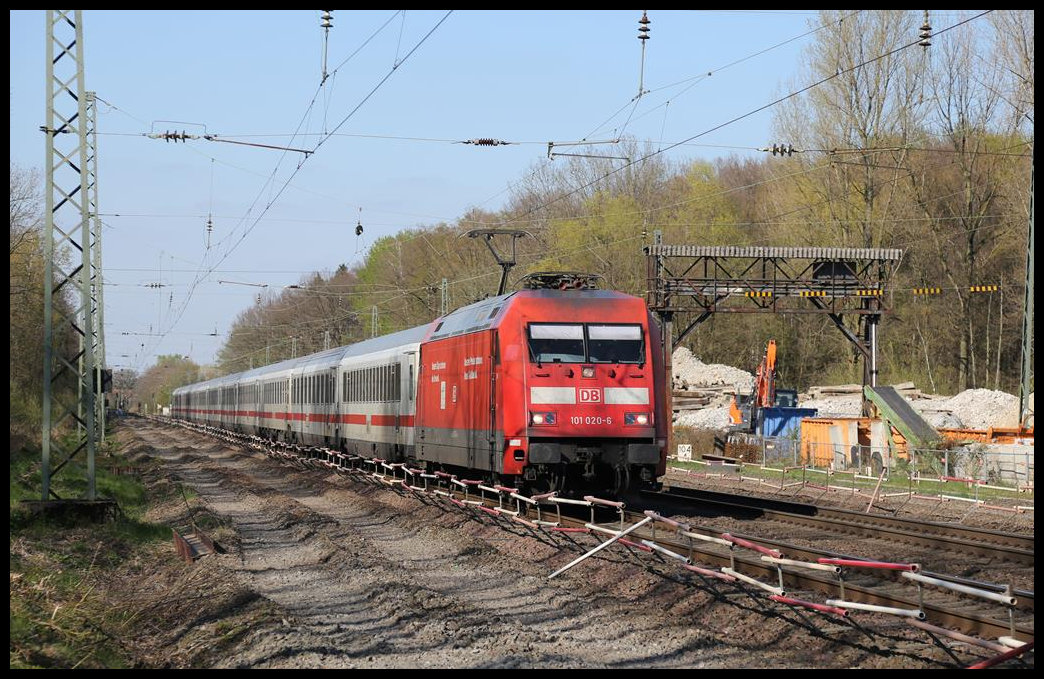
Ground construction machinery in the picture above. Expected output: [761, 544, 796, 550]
[729, 340, 798, 433]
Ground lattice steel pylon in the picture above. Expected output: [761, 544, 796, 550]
[41, 10, 97, 500]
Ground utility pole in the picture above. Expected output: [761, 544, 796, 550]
[440, 277, 449, 316]
[371, 306, 378, 338]
[41, 10, 97, 501]
[1018, 163, 1034, 425]
[324, 330, 331, 351]
[87, 90, 106, 445]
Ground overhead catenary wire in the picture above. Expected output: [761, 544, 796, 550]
[112, 9, 1010, 369]
[140, 11, 454, 372]
[501, 10, 999, 229]
[108, 13, 434, 372]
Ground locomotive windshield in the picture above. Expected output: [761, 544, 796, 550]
[528, 324, 586, 363]
[528, 323, 644, 364]
[587, 324, 643, 363]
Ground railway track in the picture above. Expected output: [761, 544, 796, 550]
[569, 505, 1034, 644]
[642, 486, 1035, 566]
[159, 418, 1035, 655]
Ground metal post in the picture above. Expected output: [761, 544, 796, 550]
[440, 277, 448, 316]
[869, 315, 878, 388]
[1018, 163, 1033, 426]
[87, 91, 106, 445]
[42, 10, 96, 500]
[651, 230, 675, 462]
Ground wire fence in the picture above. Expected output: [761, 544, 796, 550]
[712, 435, 1034, 494]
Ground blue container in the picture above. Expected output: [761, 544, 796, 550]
[759, 407, 818, 438]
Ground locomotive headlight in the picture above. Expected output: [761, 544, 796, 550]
[625, 412, 650, 426]
[530, 411, 557, 426]
[581, 366, 595, 378]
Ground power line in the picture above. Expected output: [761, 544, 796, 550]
[132, 12, 455, 373]
[503, 11, 998, 228]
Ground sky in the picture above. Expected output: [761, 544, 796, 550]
[11, 10, 856, 372]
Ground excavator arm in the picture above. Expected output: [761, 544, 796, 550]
[730, 340, 778, 430]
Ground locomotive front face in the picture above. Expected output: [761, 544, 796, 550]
[525, 322, 654, 437]
[504, 294, 665, 495]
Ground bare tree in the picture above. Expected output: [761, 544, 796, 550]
[774, 10, 924, 249]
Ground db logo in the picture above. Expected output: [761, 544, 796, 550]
[578, 388, 602, 403]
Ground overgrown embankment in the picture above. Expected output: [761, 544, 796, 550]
[9, 418, 269, 669]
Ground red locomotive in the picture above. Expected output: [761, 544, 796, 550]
[172, 273, 667, 496]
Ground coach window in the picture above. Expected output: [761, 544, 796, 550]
[528, 324, 585, 364]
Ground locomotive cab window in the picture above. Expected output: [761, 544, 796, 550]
[528, 324, 585, 363]
[587, 324, 643, 364]
[528, 323, 643, 364]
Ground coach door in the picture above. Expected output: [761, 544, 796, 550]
[286, 376, 292, 439]
[325, 367, 336, 443]
[399, 351, 417, 453]
[254, 382, 261, 433]
[465, 331, 497, 472]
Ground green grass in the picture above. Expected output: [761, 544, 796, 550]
[10, 425, 172, 668]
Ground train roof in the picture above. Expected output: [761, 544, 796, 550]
[173, 287, 641, 395]
[427, 288, 639, 341]
[173, 324, 431, 395]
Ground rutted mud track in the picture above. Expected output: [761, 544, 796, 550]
[123, 419, 1027, 668]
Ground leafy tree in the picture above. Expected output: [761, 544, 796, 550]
[131, 355, 199, 413]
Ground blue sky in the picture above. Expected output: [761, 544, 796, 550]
[11, 10, 837, 371]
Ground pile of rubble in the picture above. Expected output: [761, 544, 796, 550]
[672, 347, 754, 394]
[672, 347, 1028, 433]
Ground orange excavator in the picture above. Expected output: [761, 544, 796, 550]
[729, 340, 796, 432]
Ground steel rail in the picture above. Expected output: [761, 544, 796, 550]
[643, 487, 1034, 565]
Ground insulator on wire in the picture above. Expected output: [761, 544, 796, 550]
[355, 221, 364, 236]
[767, 143, 796, 157]
[464, 138, 509, 146]
[321, 10, 333, 29]
[918, 10, 931, 48]
[638, 10, 650, 41]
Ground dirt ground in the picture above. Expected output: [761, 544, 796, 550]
[106, 418, 1033, 669]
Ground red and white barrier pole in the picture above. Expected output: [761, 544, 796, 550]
[966, 640, 1033, 669]
[818, 558, 920, 573]
[770, 594, 847, 618]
